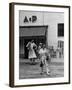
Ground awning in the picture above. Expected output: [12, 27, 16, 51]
[19, 26, 48, 37]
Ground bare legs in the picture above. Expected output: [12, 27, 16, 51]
[30, 58, 35, 64]
[40, 60, 50, 75]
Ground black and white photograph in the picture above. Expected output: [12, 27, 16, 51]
[9, 3, 70, 87]
[19, 10, 64, 79]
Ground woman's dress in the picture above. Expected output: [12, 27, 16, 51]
[27, 42, 37, 59]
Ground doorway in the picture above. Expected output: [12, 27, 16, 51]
[19, 26, 48, 59]
[24, 36, 46, 59]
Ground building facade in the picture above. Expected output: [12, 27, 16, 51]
[19, 10, 64, 58]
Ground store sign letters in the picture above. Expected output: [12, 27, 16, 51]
[24, 16, 37, 23]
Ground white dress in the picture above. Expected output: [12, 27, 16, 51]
[27, 42, 37, 59]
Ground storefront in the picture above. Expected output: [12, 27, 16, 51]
[19, 26, 48, 58]
[19, 10, 64, 59]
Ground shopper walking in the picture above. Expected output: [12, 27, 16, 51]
[26, 40, 37, 64]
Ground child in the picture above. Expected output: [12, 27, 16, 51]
[39, 44, 50, 75]
[38, 47, 44, 74]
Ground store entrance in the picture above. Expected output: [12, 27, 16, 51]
[19, 25, 48, 59]
[24, 36, 46, 59]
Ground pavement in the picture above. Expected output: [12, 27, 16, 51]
[19, 57, 64, 79]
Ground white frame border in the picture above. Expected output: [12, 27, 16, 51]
[14, 4, 69, 86]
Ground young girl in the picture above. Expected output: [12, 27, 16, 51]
[38, 44, 50, 75]
[38, 45, 44, 74]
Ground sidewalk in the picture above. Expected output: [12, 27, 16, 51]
[51, 57, 64, 63]
[20, 57, 64, 64]
[19, 57, 64, 79]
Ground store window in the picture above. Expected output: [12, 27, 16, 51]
[58, 23, 64, 37]
[58, 40, 64, 55]
[58, 40, 64, 48]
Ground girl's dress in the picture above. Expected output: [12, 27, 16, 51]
[39, 48, 50, 74]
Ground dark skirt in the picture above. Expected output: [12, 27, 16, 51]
[40, 61, 44, 67]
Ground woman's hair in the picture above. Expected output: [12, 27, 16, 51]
[42, 44, 46, 48]
[31, 40, 34, 43]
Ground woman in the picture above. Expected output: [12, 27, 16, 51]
[26, 40, 37, 64]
